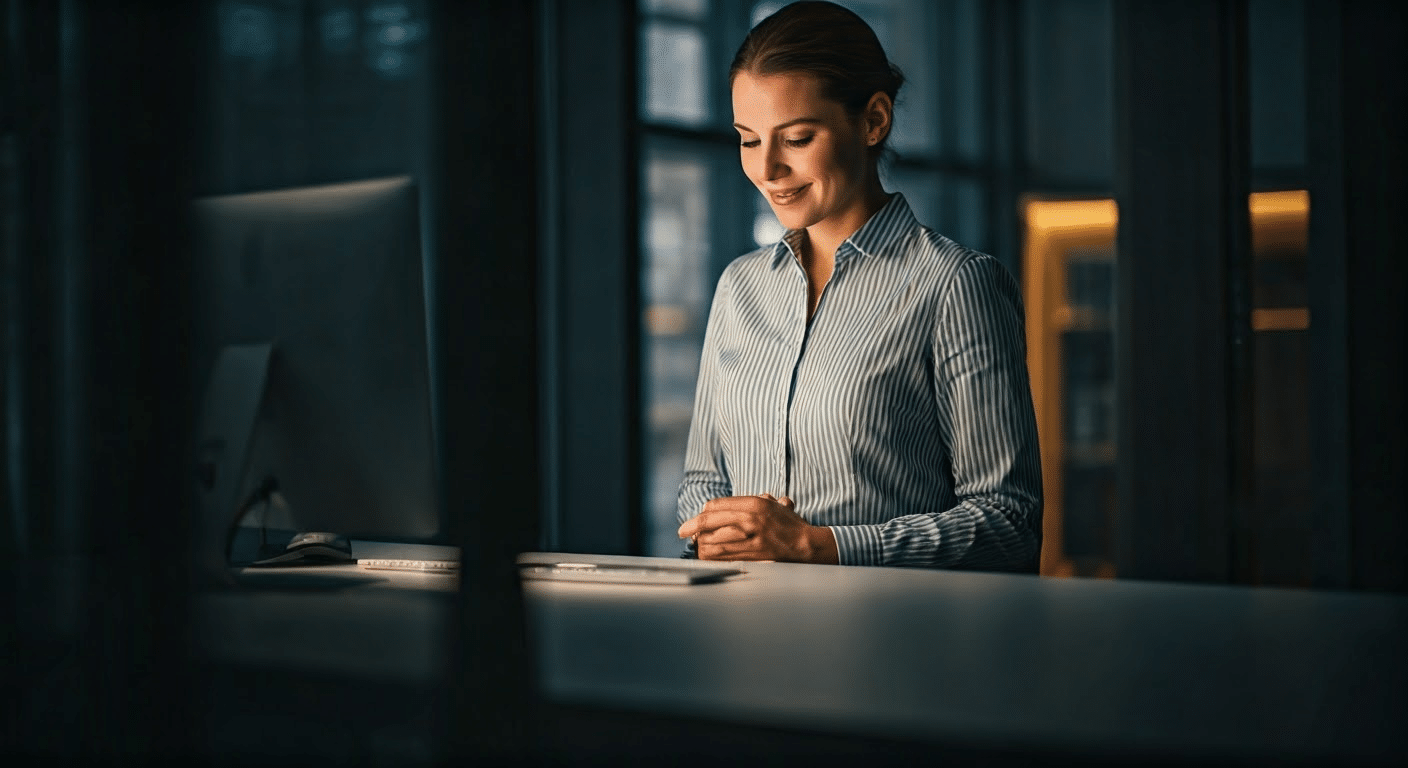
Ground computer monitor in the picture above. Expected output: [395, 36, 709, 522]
[190, 177, 440, 566]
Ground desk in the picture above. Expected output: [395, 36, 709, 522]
[197, 554, 1408, 764]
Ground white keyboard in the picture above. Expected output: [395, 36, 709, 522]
[357, 558, 459, 573]
[518, 562, 740, 585]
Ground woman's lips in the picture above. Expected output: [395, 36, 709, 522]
[769, 184, 810, 205]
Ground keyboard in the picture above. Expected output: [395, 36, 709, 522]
[357, 558, 459, 573]
[518, 561, 741, 585]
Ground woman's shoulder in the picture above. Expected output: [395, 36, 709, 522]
[900, 227, 1024, 319]
[905, 224, 984, 268]
[901, 225, 1013, 290]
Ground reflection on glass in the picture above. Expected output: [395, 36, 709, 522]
[643, 22, 709, 125]
[642, 149, 712, 556]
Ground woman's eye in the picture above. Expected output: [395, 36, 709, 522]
[740, 139, 760, 148]
[784, 135, 814, 148]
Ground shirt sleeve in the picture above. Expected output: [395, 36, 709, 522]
[829, 255, 1044, 571]
[676, 268, 737, 558]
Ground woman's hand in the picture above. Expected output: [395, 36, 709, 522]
[678, 494, 839, 564]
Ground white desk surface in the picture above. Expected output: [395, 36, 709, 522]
[197, 552, 1408, 764]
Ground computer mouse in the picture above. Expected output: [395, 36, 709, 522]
[249, 531, 353, 566]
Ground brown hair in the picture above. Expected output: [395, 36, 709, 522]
[730, 1, 905, 153]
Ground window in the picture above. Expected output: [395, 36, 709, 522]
[206, 0, 430, 196]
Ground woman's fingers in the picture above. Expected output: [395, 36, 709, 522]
[698, 524, 748, 544]
[678, 508, 752, 538]
[680, 494, 797, 544]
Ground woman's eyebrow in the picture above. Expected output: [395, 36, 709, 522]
[733, 117, 824, 132]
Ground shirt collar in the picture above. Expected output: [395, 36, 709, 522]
[770, 192, 917, 268]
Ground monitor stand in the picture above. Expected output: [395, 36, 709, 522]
[193, 343, 272, 588]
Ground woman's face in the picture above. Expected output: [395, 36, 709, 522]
[732, 70, 876, 234]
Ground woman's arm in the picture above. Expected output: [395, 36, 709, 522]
[676, 271, 737, 557]
[829, 255, 1044, 571]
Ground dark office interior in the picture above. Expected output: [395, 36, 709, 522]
[3, 0, 1406, 764]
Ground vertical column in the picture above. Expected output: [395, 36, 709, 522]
[73, 0, 204, 759]
[1112, 0, 1252, 582]
[6, 0, 62, 565]
[3, 1, 66, 752]
[1307, 1, 1408, 592]
[430, 0, 542, 760]
[549, 0, 641, 555]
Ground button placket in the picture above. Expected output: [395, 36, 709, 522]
[780, 258, 810, 499]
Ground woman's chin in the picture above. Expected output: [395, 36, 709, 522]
[772, 209, 817, 233]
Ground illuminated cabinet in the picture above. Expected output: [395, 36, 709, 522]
[1024, 192, 1310, 579]
[1024, 199, 1119, 578]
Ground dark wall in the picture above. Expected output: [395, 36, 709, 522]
[1306, 0, 1408, 592]
[3, 0, 205, 757]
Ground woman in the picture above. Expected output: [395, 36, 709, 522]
[676, 1, 1042, 571]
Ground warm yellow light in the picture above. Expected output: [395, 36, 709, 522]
[1024, 198, 1119, 235]
[1250, 190, 1309, 253]
[1249, 189, 1309, 218]
[1252, 307, 1310, 332]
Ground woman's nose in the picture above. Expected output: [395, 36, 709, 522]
[761, 140, 787, 182]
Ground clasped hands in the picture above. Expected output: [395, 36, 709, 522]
[678, 493, 839, 564]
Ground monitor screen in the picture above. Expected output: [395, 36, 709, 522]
[191, 177, 440, 554]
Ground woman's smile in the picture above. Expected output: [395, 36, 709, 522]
[768, 183, 810, 205]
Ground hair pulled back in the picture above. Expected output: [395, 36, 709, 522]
[730, 1, 905, 152]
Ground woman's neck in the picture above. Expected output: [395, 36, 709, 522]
[801, 177, 890, 265]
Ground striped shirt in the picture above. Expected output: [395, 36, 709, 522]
[677, 193, 1043, 571]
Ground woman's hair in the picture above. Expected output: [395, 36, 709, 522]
[730, 1, 905, 153]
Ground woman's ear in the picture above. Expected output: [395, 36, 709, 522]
[863, 91, 894, 147]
